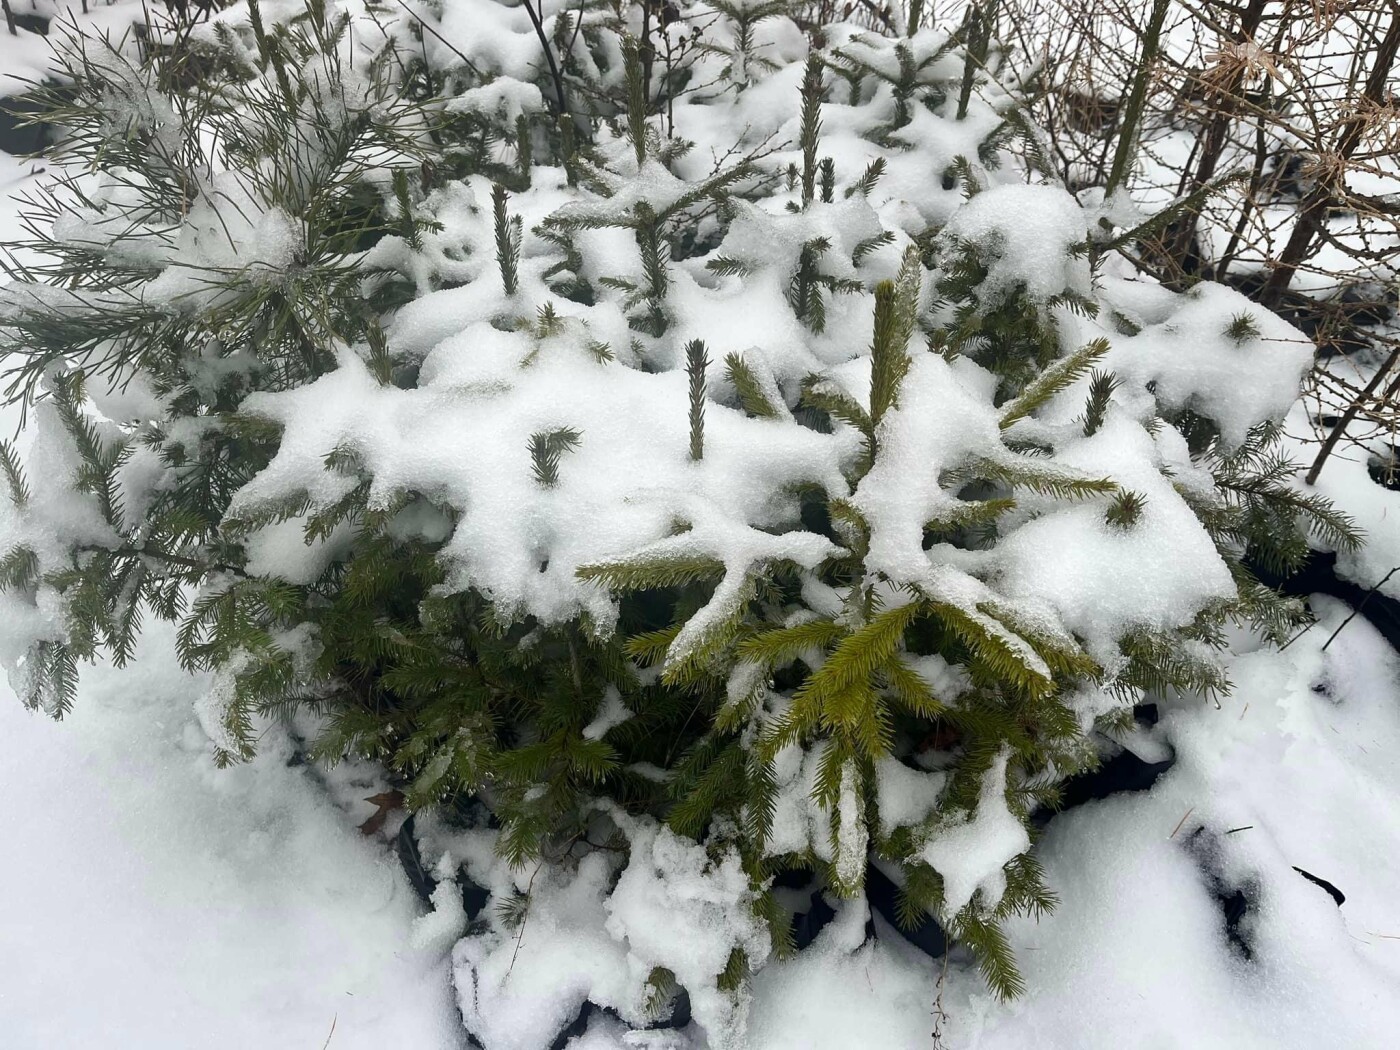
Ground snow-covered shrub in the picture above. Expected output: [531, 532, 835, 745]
[0, 0, 1360, 1039]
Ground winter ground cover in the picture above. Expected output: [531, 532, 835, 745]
[5, 510, 1400, 1049]
[2, 1, 1399, 1047]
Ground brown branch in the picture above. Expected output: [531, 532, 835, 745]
[521, 0, 568, 120]
[1260, 5, 1400, 308]
[1305, 344, 1400, 486]
[1161, 0, 1269, 277]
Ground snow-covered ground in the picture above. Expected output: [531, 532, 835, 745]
[0, 625, 466, 1049]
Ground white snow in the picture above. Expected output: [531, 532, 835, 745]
[919, 750, 1030, 916]
[937, 601, 1400, 1049]
[874, 756, 947, 836]
[605, 823, 772, 1048]
[451, 851, 633, 1050]
[1104, 280, 1316, 447]
[940, 184, 1093, 304]
[994, 412, 1237, 663]
[0, 626, 463, 1049]
[746, 901, 940, 1050]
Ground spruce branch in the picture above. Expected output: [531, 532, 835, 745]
[790, 237, 831, 332]
[946, 155, 983, 197]
[801, 377, 874, 441]
[1225, 312, 1260, 343]
[364, 322, 394, 386]
[686, 340, 710, 462]
[1095, 171, 1248, 258]
[643, 967, 680, 1021]
[493, 183, 522, 297]
[1080, 370, 1120, 437]
[717, 946, 751, 992]
[999, 338, 1110, 430]
[852, 230, 895, 267]
[968, 457, 1118, 500]
[724, 352, 779, 419]
[706, 256, 756, 278]
[955, 1, 998, 122]
[845, 156, 886, 199]
[1103, 0, 1170, 197]
[819, 158, 835, 204]
[956, 909, 1026, 1001]
[529, 427, 583, 488]
[578, 554, 727, 592]
[1105, 490, 1148, 530]
[925, 497, 1017, 537]
[0, 544, 38, 592]
[922, 599, 1054, 698]
[0, 438, 30, 507]
[20, 640, 79, 717]
[868, 280, 912, 431]
[737, 618, 844, 668]
[622, 34, 650, 169]
[782, 604, 921, 760]
[799, 54, 823, 207]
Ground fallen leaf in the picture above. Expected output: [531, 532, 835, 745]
[358, 789, 405, 836]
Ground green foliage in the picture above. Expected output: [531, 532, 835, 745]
[799, 54, 824, 208]
[530, 427, 584, 488]
[1175, 419, 1361, 643]
[1105, 489, 1148, 529]
[1225, 312, 1260, 343]
[493, 183, 523, 296]
[998, 338, 1109, 430]
[724, 352, 781, 419]
[845, 156, 886, 200]
[1080, 369, 1120, 437]
[686, 340, 710, 461]
[788, 236, 864, 335]
[0, 438, 30, 507]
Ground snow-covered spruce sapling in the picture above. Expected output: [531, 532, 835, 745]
[0, 0, 1363, 1032]
[0, 3, 456, 737]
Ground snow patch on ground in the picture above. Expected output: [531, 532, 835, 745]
[0, 624, 464, 1050]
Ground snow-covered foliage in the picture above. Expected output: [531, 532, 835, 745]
[0, 1, 1365, 1045]
[8, 600, 1400, 1048]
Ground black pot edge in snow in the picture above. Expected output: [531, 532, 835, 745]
[1367, 445, 1400, 492]
[393, 813, 436, 904]
[1184, 825, 1257, 961]
[0, 90, 59, 159]
[791, 884, 838, 952]
[866, 860, 949, 958]
[541, 979, 694, 1049]
[8, 12, 49, 36]
[393, 812, 490, 918]
[388, 581, 1372, 1040]
[1183, 824, 1348, 969]
[1028, 704, 1174, 833]
[394, 812, 695, 1050]
[1252, 549, 1400, 654]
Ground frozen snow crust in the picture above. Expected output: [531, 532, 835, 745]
[0, 2, 1367, 1047]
